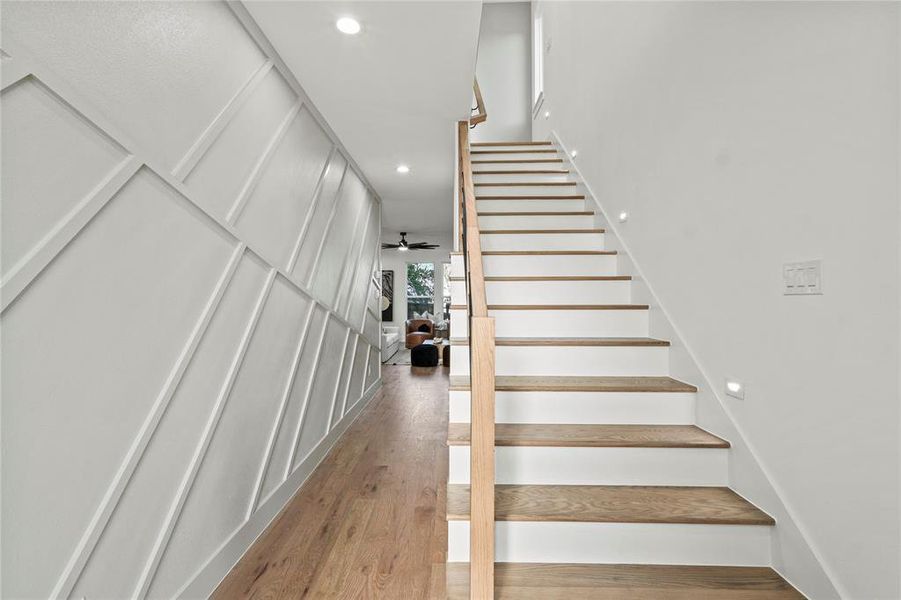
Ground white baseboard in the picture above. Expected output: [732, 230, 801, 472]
[176, 379, 382, 599]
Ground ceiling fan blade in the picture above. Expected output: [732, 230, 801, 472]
[409, 244, 440, 250]
[381, 243, 401, 249]
[408, 242, 439, 247]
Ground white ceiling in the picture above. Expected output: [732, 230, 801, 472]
[244, 1, 482, 238]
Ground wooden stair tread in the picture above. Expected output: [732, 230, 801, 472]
[477, 195, 585, 200]
[474, 169, 570, 175]
[475, 182, 578, 187]
[450, 337, 670, 347]
[472, 149, 558, 154]
[449, 275, 631, 282]
[445, 563, 805, 599]
[473, 159, 565, 164]
[447, 424, 729, 448]
[446, 485, 775, 525]
[449, 304, 648, 310]
[449, 375, 697, 393]
[471, 141, 554, 147]
[478, 211, 593, 216]
[479, 229, 604, 234]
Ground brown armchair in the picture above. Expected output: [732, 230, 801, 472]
[405, 319, 435, 349]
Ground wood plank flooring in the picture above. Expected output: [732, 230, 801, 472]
[212, 366, 449, 600]
[445, 563, 805, 599]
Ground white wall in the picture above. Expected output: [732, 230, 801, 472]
[0, 2, 383, 598]
[533, 2, 900, 598]
[380, 233, 454, 335]
[472, 2, 532, 142]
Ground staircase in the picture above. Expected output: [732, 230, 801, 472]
[446, 140, 805, 598]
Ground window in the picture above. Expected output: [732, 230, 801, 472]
[442, 262, 452, 321]
[532, 13, 544, 112]
[406, 262, 434, 319]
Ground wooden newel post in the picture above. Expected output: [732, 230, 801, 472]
[469, 317, 495, 599]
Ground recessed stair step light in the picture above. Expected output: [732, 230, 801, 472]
[336, 17, 361, 35]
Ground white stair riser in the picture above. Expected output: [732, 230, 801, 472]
[448, 446, 728, 486]
[450, 279, 631, 305]
[480, 232, 604, 251]
[451, 308, 648, 338]
[474, 185, 582, 196]
[478, 214, 595, 229]
[472, 151, 561, 161]
[447, 522, 771, 566]
[448, 390, 696, 424]
[450, 345, 669, 377]
[471, 144, 555, 152]
[477, 199, 586, 212]
[473, 172, 573, 184]
[490, 255, 616, 277]
[451, 253, 616, 277]
[470, 161, 564, 171]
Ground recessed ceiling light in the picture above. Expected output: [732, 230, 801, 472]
[544, 111, 550, 119]
[618, 211, 629, 223]
[396, 164, 410, 174]
[336, 17, 361, 35]
[571, 150, 578, 158]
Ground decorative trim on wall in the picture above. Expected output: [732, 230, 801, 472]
[1, 3, 384, 597]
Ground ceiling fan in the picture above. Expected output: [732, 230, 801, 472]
[382, 232, 439, 252]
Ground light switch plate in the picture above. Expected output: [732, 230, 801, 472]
[783, 260, 822, 295]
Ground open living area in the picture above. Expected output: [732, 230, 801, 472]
[2, 1, 899, 599]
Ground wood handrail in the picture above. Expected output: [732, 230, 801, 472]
[470, 78, 487, 127]
[457, 119, 495, 599]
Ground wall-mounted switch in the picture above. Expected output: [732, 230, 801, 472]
[783, 260, 822, 295]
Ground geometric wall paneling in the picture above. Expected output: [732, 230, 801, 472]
[364, 306, 382, 346]
[309, 169, 370, 305]
[290, 316, 349, 472]
[333, 198, 374, 314]
[290, 151, 349, 285]
[70, 248, 270, 599]
[347, 338, 373, 416]
[345, 201, 382, 324]
[2, 166, 238, 599]
[1, 2, 383, 597]
[365, 342, 381, 391]
[0, 75, 129, 283]
[182, 65, 298, 221]
[148, 273, 311, 597]
[234, 106, 334, 269]
[258, 304, 331, 504]
[330, 333, 360, 429]
[0, 0, 267, 172]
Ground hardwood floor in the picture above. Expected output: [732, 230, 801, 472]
[212, 366, 449, 599]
